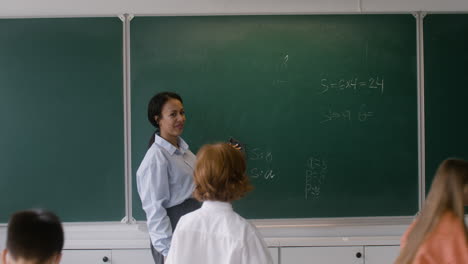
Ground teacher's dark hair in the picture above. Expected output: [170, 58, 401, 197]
[6, 209, 64, 263]
[147, 92, 183, 148]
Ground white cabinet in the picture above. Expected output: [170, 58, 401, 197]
[62, 248, 273, 264]
[364, 246, 400, 264]
[61, 250, 111, 264]
[269, 247, 279, 264]
[59, 245, 399, 264]
[112, 249, 153, 264]
[281, 246, 364, 264]
[61, 249, 154, 264]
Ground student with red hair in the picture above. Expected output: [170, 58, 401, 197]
[166, 143, 273, 264]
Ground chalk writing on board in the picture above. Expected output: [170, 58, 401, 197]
[305, 156, 328, 200]
[320, 104, 374, 123]
[249, 147, 273, 162]
[319, 77, 384, 95]
[250, 168, 276, 179]
[248, 147, 276, 180]
[273, 54, 290, 86]
[272, 80, 288, 86]
[358, 104, 374, 122]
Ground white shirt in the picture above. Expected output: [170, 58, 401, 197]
[166, 201, 273, 264]
[136, 134, 196, 256]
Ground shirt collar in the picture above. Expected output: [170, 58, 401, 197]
[201, 201, 233, 211]
[154, 134, 189, 155]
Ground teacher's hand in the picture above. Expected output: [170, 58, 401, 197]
[229, 143, 242, 150]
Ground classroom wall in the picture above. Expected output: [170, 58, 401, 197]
[1, 0, 468, 17]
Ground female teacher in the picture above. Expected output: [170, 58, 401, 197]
[136, 92, 201, 264]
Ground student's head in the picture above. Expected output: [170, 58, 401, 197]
[193, 143, 253, 202]
[147, 92, 184, 146]
[1, 210, 64, 264]
[395, 158, 468, 264]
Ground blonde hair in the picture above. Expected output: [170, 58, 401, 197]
[193, 143, 253, 202]
[395, 158, 468, 264]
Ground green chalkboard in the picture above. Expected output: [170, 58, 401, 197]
[131, 15, 418, 219]
[424, 14, 468, 201]
[0, 18, 124, 222]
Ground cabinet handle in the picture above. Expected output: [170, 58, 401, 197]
[356, 252, 362, 258]
[103, 256, 109, 262]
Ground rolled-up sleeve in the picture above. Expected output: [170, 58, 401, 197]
[136, 150, 172, 256]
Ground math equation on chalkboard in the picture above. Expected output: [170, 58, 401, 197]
[248, 147, 276, 181]
[319, 77, 384, 95]
[317, 76, 385, 124]
[305, 155, 328, 200]
[320, 104, 374, 123]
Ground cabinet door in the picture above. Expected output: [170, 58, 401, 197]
[269, 247, 279, 264]
[112, 249, 154, 264]
[61, 250, 111, 264]
[365, 246, 400, 264]
[281, 246, 364, 264]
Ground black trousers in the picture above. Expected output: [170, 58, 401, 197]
[150, 198, 202, 264]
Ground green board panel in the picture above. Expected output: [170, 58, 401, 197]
[424, 14, 468, 214]
[0, 18, 124, 222]
[131, 15, 418, 219]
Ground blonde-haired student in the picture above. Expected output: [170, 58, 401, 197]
[395, 158, 468, 264]
[166, 143, 273, 264]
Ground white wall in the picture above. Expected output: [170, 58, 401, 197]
[1, 0, 468, 17]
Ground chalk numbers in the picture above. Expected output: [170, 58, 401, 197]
[249, 148, 276, 180]
[305, 156, 328, 200]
